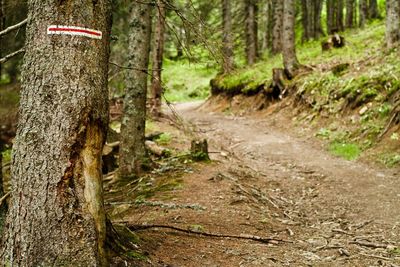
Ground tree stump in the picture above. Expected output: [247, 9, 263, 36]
[191, 139, 210, 161]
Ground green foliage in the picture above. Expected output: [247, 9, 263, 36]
[163, 59, 217, 102]
[329, 142, 361, 161]
[155, 133, 172, 145]
[380, 153, 400, 167]
[1, 149, 12, 163]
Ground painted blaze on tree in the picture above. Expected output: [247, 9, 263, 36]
[0, 0, 112, 266]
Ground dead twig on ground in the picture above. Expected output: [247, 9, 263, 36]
[122, 223, 293, 244]
[106, 200, 206, 211]
[350, 240, 388, 249]
[359, 252, 392, 261]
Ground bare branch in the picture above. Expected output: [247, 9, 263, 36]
[0, 48, 25, 64]
[0, 191, 11, 207]
[0, 18, 27, 38]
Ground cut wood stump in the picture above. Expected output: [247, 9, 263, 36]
[190, 139, 210, 161]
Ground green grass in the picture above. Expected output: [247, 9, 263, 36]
[213, 20, 387, 95]
[329, 142, 361, 161]
[163, 59, 217, 103]
[155, 133, 172, 145]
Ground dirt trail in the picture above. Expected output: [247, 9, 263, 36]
[124, 101, 400, 267]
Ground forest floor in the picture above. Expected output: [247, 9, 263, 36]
[107, 100, 400, 267]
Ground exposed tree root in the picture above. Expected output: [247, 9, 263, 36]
[123, 223, 292, 244]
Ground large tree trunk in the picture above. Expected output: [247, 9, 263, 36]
[222, 0, 234, 72]
[0, 0, 112, 266]
[345, 0, 354, 28]
[151, 0, 166, 117]
[0, 141, 5, 232]
[386, 0, 400, 48]
[119, 1, 152, 180]
[282, 0, 300, 77]
[271, 0, 283, 54]
[0, 0, 4, 77]
[245, 0, 258, 65]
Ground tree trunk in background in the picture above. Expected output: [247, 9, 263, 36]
[386, 0, 400, 48]
[282, 0, 300, 77]
[314, 0, 324, 38]
[151, 0, 166, 117]
[359, 0, 367, 27]
[262, 0, 273, 51]
[0, 0, 111, 266]
[327, 0, 336, 33]
[119, 1, 152, 180]
[271, 0, 283, 54]
[345, 0, 354, 28]
[336, 0, 344, 31]
[245, 0, 258, 65]
[301, 0, 311, 41]
[368, 0, 380, 19]
[222, 0, 234, 72]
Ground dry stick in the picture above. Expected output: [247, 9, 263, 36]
[0, 192, 11, 206]
[124, 223, 292, 244]
[350, 240, 388, 249]
[0, 19, 27, 38]
[0, 49, 25, 64]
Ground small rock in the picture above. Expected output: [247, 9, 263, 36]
[359, 106, 368, 115]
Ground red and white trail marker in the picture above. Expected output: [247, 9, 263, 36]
[47, 25, 102, 40]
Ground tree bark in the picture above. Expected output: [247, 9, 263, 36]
[314, 0, 324, 38]
[345, 0, 354, 28]
[282, 0, 300, 77]
[0, 141, 5, 232]
[386, 0, 400, 48]
[336, 0, 344, 31]
[0, 0, 4, 77]
[222, 0, 234, 72]
[271, 0, 283, 54]
[119, 0, 152, 180]
[359, 0, 368, 27]
[151, 0, 166, 117]
[245, 0, 258, 65]
[327, 0, 336, 33]
[368, 0, 380, 19]
[301, 0, 311, 41]
[0, 0, 112, 266]
[262, 0, 273, 51]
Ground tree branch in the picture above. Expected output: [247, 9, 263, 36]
[122, 222, 292, 244]
[0, 19, 27, 38]
[0, 191, 11, 207]
[0, 49, 25, 64]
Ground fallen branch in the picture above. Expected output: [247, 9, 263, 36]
[0, 191, 11, 206]
[123, 223, 292, 244]
[0, 49, 25, 64]
[359, 252, 392, 261]
[0, 19, 27, 37]
[350, 240, 388, 249]
[106, 200, 206, 211]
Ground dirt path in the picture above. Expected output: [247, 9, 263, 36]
[120, 101, 400, 267]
